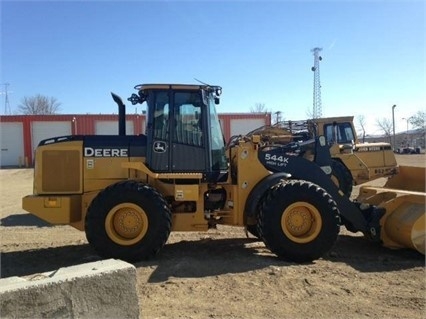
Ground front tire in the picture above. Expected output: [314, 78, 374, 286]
[85, 181, 172, 262]
[258, 180, 340, 262]
[330, 159, 353, 197]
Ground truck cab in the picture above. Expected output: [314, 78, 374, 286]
[312, 116, 398, 184]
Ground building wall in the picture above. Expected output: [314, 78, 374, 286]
[0, 112, 271, 167]
[0, 114, 145, 166]
[0, 122, 24, 166]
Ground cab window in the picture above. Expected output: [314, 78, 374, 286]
[173, 92, 203, 146]
[152, 91, 169, 140]
[324, 122, 355, 144]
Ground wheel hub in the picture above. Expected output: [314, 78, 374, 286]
[281, 202, 322, 244]
[113, 208, 144, 239]
[105, 203, 149, 246]
[285, 208, 313, 236]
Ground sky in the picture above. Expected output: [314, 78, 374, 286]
[1, 0, 425, 135]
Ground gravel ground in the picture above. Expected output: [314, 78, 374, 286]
[1, 154, 425, 318]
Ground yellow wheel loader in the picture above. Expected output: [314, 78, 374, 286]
[246, 116, 406, 198]
[22, 84, 425, 262]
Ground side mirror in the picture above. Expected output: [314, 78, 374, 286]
[128, 93, 143, 105]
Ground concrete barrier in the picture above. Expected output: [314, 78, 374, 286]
[0, 259, 140, 318]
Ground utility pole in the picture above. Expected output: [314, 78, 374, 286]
[311, 47, 323, 119]
[392, 105, 396, 150]
[402, 116, 412, 147]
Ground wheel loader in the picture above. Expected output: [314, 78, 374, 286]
[245, 116, 400, 197]
[22, 84, 425, 262]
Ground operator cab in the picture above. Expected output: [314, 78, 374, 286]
[324, 121, 355, 145]
[128, 84, 228, 182]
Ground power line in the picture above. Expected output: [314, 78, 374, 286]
[311, 48, 323, 118]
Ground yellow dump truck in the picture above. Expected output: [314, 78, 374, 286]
[312, 116, 398, 189]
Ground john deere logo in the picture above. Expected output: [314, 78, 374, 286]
[84, 147, 128, 157]
[153, 141, 167, 153]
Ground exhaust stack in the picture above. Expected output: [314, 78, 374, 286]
[111, 92, 126, 136]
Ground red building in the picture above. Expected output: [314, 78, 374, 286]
[0, 113, 271, 167]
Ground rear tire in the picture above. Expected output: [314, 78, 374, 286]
[258, 180, 340, 262]
[85, 180, 172, 262]
[246, 224, 260, 239]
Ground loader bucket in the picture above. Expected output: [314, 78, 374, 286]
[384, 166, 425, 192]
[357, 166, 425, 255]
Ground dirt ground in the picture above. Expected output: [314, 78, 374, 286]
[1, 154, 425, 318]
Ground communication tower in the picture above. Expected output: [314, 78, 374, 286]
[311, 48, 323, 118]
[2, 83, 11, 115]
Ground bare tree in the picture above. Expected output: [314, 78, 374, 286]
[305, 107, 314, 119]
[356, 115, 366, 142]
[409, 110, 426, 130]
[17, 94, 61, 115]
[376, 117, 393, 143]
[272, 111, 284, 125]
[250, 102, 268, 113]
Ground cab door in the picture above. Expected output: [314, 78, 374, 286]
[147, 90, 207, 173]
[170, 91, 207, 172]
